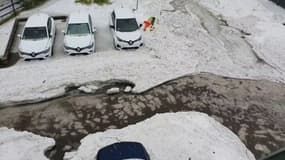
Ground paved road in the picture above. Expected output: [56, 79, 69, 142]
[0, 73, 284, 159]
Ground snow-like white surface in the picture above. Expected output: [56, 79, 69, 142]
[78, 84, 98, 93]
[0, 0, 285, 103]
[0, 19, 14, 58]
[124, 85, 132, 92]
[196, 0, 285, 72]
[106, 87, 120, 94]
[0, 127, 55, 160]
[64, 112, 256, 160]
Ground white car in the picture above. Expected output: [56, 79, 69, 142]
[63, 12, 96, 55]
[18, 13, 55, 60]
[109, 8, 144, 49]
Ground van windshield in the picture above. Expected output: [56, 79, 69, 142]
[116, 18, 139, 32]
[22, 27, 47, 39]
[67, 23, 90, 35]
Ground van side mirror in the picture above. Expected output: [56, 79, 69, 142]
[93, 27, 96, 33]
[17, 34, 22, 39]
[62, 30, 66, 35]
[139, 24, 143, 28]
[110, 25, 114, 29]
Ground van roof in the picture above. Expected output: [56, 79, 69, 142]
[68, 12, 90, 24]
[114, 8, 135, 19]
[25, 13, 49, 27]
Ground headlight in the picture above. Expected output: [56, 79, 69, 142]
[64, 45, 74, 50]
[82, 42, 94, 50]
[116, 36, 125, 42]
[37, 47, 50, 54]
[135, 36, 142, 42]
[18, 47, 29, 55]
[19, 50, 30, 55]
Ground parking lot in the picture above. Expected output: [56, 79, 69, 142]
[5, 14, 115, 64]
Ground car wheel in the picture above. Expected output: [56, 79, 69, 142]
[113, 39, 118, 50]
[51, 48, 54, 56]
[92, 45, 96, 54]
[51, 32, 56, 56]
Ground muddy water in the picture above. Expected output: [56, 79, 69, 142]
[0, 73, 285, 160]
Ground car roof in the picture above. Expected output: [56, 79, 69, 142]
[68, 12, 90, 24]
[25, 13, 49, 27]
[96, 142, 150, 160]
[114, 8, 135, 19]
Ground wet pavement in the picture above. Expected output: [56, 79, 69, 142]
[0, 73, 284, 159]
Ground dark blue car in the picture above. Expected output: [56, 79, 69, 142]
[96, 142, 150, 160]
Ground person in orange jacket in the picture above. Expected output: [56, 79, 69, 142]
[144, 17, 156, 31]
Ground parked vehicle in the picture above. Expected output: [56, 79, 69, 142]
[109, 8, 144, 50]
[18, 13, 55, 60]
[96, 142, 150, 160]
[63, 12, 96, 55]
